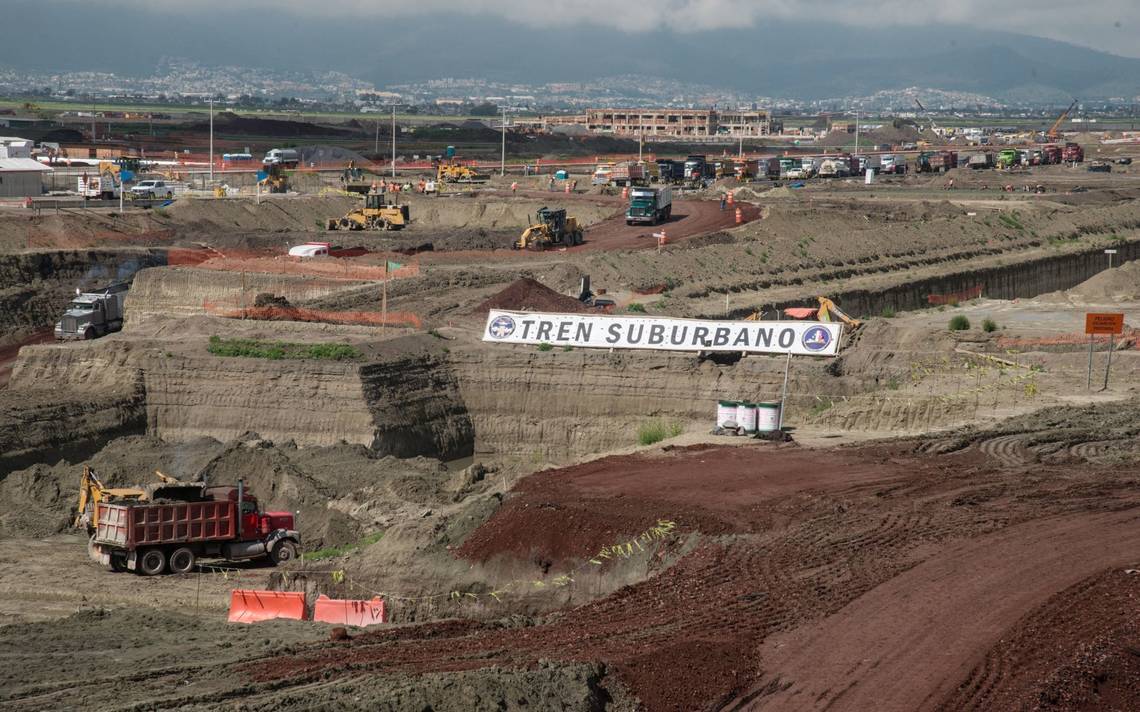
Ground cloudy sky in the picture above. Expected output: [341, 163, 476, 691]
[47, 0, 1139, 57]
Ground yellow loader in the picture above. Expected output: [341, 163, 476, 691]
[326, 193, 410, 231]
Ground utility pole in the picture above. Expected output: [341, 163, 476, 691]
[208, 98, 214, 184]
[390, 107, 396, 178]
[374, 118, 380, 158]
[854, 108, 860, 156]
[501, 105, 507, 177]
[91, 100, 96, 142]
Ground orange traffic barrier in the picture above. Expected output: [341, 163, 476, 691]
[312, 595, 386, 627]
[227, 589, 305, 624]
[735, 206, 743, 224]
[726, 191, 735, 206]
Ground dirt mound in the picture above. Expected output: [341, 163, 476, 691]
[473, 277, 591, 315]
[0, 433, 456, 549]
[1063, 259, 1140, 302]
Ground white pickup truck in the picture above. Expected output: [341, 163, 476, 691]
[130, 180, 185, 199]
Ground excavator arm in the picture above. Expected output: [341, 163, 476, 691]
[1047, 99, 1078, 140]
[816, 297, 861, 328]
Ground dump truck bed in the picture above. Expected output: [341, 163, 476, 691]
[95, 501, 238, 550]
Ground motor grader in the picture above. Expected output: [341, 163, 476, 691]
[326, 192, 410, 231]
[514, 207, 583, 250]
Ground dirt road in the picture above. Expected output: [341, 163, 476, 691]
[576, 200, 760, 251]
[740, 510, 1140, 711]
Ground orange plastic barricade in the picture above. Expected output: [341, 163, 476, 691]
[227, 589, 306, 624]
[312, 595, 386, 627]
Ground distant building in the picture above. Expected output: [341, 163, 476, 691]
[584, 108, 773, 139]
[0, 136, 50, 198]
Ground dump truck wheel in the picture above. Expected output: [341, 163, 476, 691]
[168, 547, 195, 575]
[83, 327, 95, 340]
[139, 548, 167, 576]
[271, 540, 298, 565]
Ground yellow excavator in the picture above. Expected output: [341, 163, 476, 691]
[326, 192, 410, 231]
[746, 296, 862, 329]
[74, 467, 199, 535]
[260, 163, 290, 193]
[514, 207, 583, 250]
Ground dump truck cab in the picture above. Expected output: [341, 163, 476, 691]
[54, 283, 128, 340]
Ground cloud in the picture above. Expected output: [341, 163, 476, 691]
[41, 0, 1140, 55]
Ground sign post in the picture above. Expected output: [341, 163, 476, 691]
[1084, 312, 1124, 391]
[1105, 248, 1117, 270]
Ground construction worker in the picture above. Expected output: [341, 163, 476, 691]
[720, 195, 727, 211]
[548, 174, 555, 192]
[511, 181, 518, 195]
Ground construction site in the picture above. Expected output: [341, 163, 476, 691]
[1, 109, 1139, 711]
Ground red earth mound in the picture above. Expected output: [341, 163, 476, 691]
[473, 277, 592, 315]
[243, 441, 1140, 711]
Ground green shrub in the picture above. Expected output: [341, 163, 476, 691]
[948, 315, 971, 331]
[304, 531, 384, 561]
[562, 345, 574, 352]
[207, 335, 361, 361]
[537, 342, 553, 352]
[881, 306, 896, 318]
[982, 318, 998, 332]
[626, 302, 646, 313]
[637, 419, 683, 446]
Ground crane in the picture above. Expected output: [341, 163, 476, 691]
[1047, 99, 1078, 141]
[914, 98, 938, 135]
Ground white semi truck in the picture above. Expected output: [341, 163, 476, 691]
[54, 283, 129, 340]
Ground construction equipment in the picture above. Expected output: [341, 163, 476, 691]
[747, 297, 862, 329]
[260, 163, 290, 193]
[327, 192, 410, 231]
[54, 283, 128, 340]
[1047, 99, 1078, 141]
[1062, 142, 1085, 163]
[90, 479, 299, 575]
[74, 467, 199, 536]
[997, 149, 1021, 169]
[436, 159, 489, 184]
[340, 160, 374, 194]
[626, 186, 672, 225]
[514, 207, 583, 250]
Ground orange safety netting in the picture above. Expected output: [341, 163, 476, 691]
[927, 284, 984, 306]
[193, 255, 420, 282]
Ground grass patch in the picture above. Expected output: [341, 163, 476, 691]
[207, 335, 361, 361]
[881, 306, 896, 318]
[537, 342, 554, 352]
[626, 302, 646, 313]
[948, 315, 971, 331]
[997, 213, 1024, 231]
[304, 531, 384, 561]
[637, 419, 683, 446]
[982, 318, 998, 333]
[809, 399, 834, 417]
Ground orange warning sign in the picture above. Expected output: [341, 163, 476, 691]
[1085, 313, 1124, 335]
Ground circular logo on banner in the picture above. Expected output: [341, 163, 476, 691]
[488, 315, 516, 339]
[801, 325, 833, 352]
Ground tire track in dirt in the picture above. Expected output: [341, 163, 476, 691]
[977, 434, 1034, 467]
[738, 510, 1140, 712]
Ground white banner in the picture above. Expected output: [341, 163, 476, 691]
[482, 310, 842, 356]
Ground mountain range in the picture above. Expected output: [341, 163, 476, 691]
[3, 2, 1139, 102]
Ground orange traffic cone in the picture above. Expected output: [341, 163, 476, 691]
[726, 190, 735, 206]
[565, 182, 570, 194]
[735, 207, 743, 225]
[621, 186, 629, 200]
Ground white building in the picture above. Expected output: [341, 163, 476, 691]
[0, 137, 50, 198]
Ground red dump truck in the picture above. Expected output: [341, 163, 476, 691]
[1062, 142, 1085, 163]
[610, 161, 647, 186]
[91, 480, 299, 575]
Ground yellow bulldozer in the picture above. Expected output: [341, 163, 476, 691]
[74, 467, 200, 536]
[436, 159, 490, 184]
[514, 207, 584, 250]
[326, 192, 410, 231]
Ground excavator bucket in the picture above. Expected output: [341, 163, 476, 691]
[227, 589, 306, 624]
[312, 595, 386, 627]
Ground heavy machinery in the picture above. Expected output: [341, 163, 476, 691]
[514, 207, 583, 250]
[90, 478, 299, 575]
[74, 467, 200, 536]
[260, 163, 290, 193]
[54, 283, 128, 340]
[326, 192, 410, 231]
[626, 186, 672, 225]
[748, 297, 862, 329]
[1047, 99, 1078, 141]
[997, 149, 1021, 169]
[1062, 142, 1085, 163]
[436, 159, 489, 184]
[340, 160, 375, 194]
